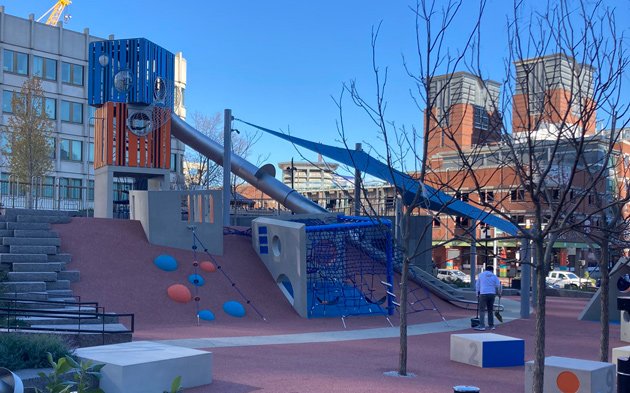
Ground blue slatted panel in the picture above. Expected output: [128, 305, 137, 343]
[88, 38, 175, 108]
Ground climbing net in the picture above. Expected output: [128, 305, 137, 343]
[302, 215, 395, 319]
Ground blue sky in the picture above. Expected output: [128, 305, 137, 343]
[4, 1, 629, 176]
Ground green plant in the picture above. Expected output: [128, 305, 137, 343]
[36, 353, 105, 393]
[163, 376, 183, 393]
[0, 333, 71, 370]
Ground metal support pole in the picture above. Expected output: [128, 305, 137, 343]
[222, 109, 232, 227]
[470, 220, 477, 290]
[353, 143, 362, 216]
[520, 238, 530, 319]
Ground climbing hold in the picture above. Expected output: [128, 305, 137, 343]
[198, 310, 215, 321]
[223, 300, 246, 318]
[188, 274, 205, 287]
[167, 284, 192, 303]
[154, 254, 177, 272]
[200, 261, 217, 273]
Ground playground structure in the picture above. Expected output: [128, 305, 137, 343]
[252, 215, 395, 319]
[86, 36, 525, 319]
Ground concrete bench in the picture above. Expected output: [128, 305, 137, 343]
[450, 333, 524, 368]
[75, 341, 212, 393]
[525, 356, 615, 393]
[612, 345, 630, 367]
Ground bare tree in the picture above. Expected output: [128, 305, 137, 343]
[184, 111, 263, 191]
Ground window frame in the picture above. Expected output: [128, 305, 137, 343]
[61, 62, 84, 86]
[33, 56, 57, 81]
[59, 138, 83, 162]
[3, 49, 28, 75]
[60, 100, 83, 124]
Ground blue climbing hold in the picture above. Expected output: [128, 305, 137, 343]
[188, 274, 205, 286]
[198, 309, 215, 321]
[223, 300, 246, 318]
[154, 254, 177, 272]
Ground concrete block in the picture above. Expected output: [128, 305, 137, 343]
[13, 230, 58, 238]
[46, 280, 70, 290]
[47, 253, 72, 263]
[450, 333, 524, 368]
[0, 253, 48, 263]
[75, 341, 212, 393]
[612, 345, 630, 367]
[0, 281, 47, 293]
[6, 222, 51, 230]
[47, 289, 74, 298]
[8, 272, 57, 282]
[525, 356, 615, 393]
[16, 215, 71, 224]
[57, 270, 80, 281]
[12, 262, 65, 272]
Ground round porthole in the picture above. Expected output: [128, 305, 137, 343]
[272, 235, 281, 257]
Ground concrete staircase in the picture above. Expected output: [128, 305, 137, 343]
[0, 208, 78, 302]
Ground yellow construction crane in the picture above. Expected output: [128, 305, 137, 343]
[37, 0, 72, 26]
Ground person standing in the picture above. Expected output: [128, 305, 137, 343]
[475, 265, 502, 331]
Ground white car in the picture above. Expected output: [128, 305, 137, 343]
[546, 271, 593, 289]
[437, 269, 471, 283]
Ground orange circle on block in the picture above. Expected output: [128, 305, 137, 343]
[200, 261, 217, 273]
[167, 284, 192, 303]
[556, 371, 580, 393]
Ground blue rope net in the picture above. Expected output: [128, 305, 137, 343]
[301, 215, 395, 318]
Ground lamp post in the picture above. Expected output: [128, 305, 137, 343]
[286, 158, 296, 190]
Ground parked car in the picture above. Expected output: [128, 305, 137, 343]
[546, 270, 594, 289]
[437, 269, 471, 283]
[586, 266, 602, 287]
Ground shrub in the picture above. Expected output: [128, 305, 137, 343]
[0, 333, 72, 370]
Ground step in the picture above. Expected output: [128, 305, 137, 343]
[19, 323, 129, 333]
[47, 289, 74, 299]
[46, 280, 71, 290]
[0, 245, 7, 253]
[0, 254, 48, 263]
[3, 237, 60, 246]
[10, 245, 57, 255]
[12, 262, 65, 272]
[6, 222, 51, 230]
[57, 270, 79, 282]
[0, 222, 6, 229]
[48, 254, 71, 263]
[0, 291, 48, 302]
[13, 230, 58, 238]
[4, 208, 73, 217]
[0, 281, 47, 292]
[16, 215, 72, 224]
[8, 272, 58, 282]
[0, 229, 13, 237]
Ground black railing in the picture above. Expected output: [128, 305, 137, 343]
[0, 296, 134, 345]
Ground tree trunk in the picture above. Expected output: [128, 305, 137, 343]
[600, 242, 610, 362]
[398, 255, 409, 376]
[533, 240, 546, 393]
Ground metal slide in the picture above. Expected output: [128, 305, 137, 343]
[170, 114, 327, 214]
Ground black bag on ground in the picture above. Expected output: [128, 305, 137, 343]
[471, 296, 480, 328]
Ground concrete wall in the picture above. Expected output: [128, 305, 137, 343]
[130, 189, 223, 254]
[252, 217, 308, 317]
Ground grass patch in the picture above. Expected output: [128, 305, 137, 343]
[0, 333, 72, 370]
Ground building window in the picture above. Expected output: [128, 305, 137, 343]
[88, 142, 94, 163]
[60, 100, 83, 123]
[60, 139, 83, 161]
[3, 90, 19, 113]
[88, 180, 94, 201]
[59, 178, 82, 199]
[61, 62, 83, 86]
[550, 188, 560, 201]
[3, 49, 28, 75]
[42, 176, 55, 198]
[0, 131, 10, 154]
[455, 216, 469, 228]
[511, 215, 526, 225]
[432, 217, 441, 227]
[455, 192, 469, 202]
[473, 105, 489, 131]
[479, 191, 494, 203]
[33, 96, 56, 119]
[510, 189, 525, 201]
[33, 56, 57, 81]
[88, 106, 96, 126]
[3, 90, 54, 119]
[47, 137, 56, 159]
[170, 153, 178, 172]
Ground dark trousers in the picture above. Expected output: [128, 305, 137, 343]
[479, 294, 496, 327]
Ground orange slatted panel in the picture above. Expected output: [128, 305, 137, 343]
[106, 103, 115, 166]
[128, 130, 138, 167]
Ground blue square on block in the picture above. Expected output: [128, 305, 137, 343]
[259, 236, 268, 245]
[259, 226, 268, 234]
[482, 339, 524, 367]
[260, 246, 268, 254]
